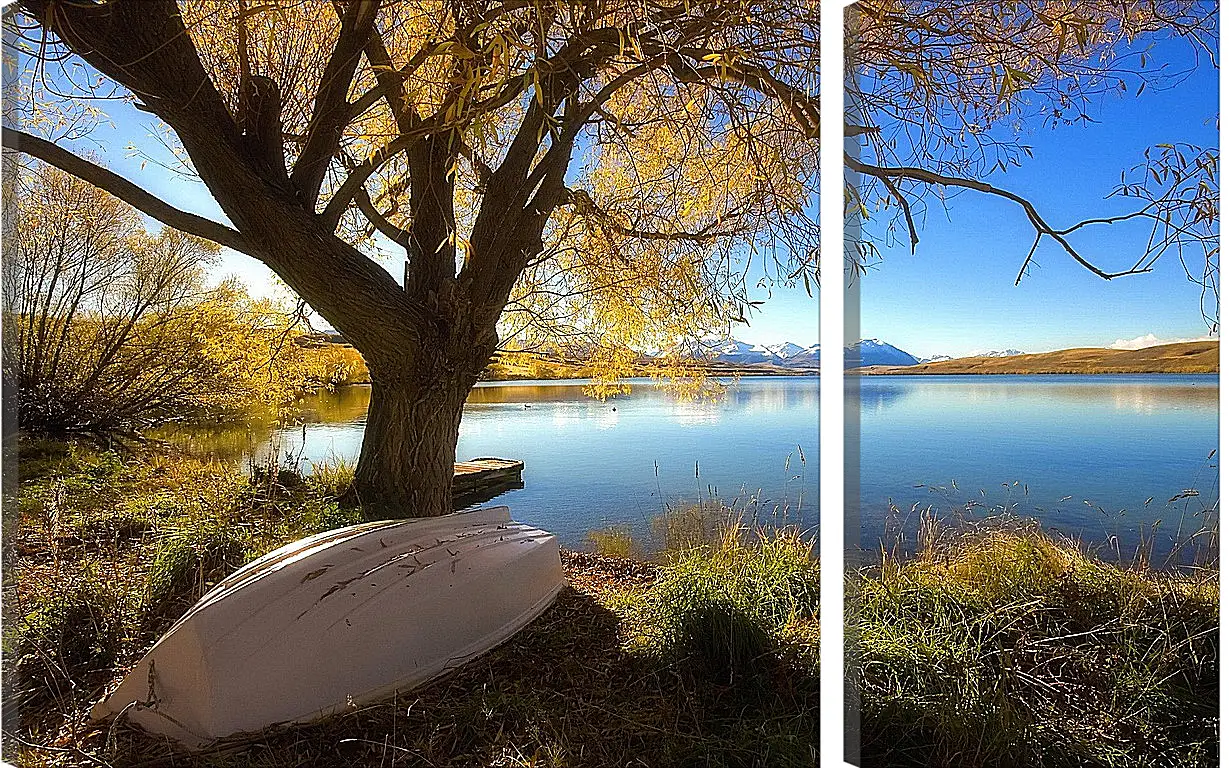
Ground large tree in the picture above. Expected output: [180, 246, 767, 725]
[4, 0, 819, 517]
[845, 0, 1218, 327]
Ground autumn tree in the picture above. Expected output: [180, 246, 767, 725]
[2, 161, 362, 436]
[3, 0, 819, 517]
[4, 162, 220, 435]
[845, 0, 1218, 326]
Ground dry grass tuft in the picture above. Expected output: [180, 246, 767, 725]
[852, 519, 1219, 768]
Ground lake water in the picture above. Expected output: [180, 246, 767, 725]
[853, 374, 1219, 560]
[166, 377, 820, 548]
[164, 373, 1217, 558]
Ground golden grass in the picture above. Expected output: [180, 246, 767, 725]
[853, 519, 1219, 767]
[865, 340, 1218, 375]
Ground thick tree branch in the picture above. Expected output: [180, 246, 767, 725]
[20, 0, 241, 148]
[320, 18, 441, 233]
[403, 135, 459, 294]
[240, 74, 290, 187]
[17, 0, 430, 357]
[4, 127, 252, 255]
[291, 0, 381, 206]
[355, 186, 411, 247]
[357, 22, 426, 136]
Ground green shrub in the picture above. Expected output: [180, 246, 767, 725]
[624, 527, 819, 686]
[286, 498, 364, 537]
[4, 570, 127, 715]
[144, 515, 254, 618]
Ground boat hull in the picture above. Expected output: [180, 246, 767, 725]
[91, 506, 563, 746]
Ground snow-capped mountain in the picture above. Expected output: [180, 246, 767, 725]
[678, 338, 1028, 369]
[685, 338, 818, 367]
[844, 339, 920, 369]
[763, 342, 806, 359]
[692, 339, 775, 365]
[980, 349, 1025, 358]
[780, 343, 820, 368]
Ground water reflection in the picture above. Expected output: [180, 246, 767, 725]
[855, 374, 1218, 414]
[849, 379, 912, 413]
[856, 374, 1219, 557]
[159, 376, 821, 548]
[301, 385, 373, 423]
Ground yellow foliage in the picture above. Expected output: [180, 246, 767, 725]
[171, 1, 818, 377]
[4, 162, 368, 434]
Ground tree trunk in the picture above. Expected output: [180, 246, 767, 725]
[347, 365, 474, 519]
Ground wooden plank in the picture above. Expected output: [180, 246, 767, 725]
[452, 457, 524, 508]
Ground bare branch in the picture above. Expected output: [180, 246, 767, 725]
[563, 188, 745, 244]
[671, 50, 819, 139]
[3, 127, 252, 255]
[320, 130, 427, 228]
[846, 152, 1149, 282]
[877, 174, 919, 252]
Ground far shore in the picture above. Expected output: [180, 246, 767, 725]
[856, 339, 1218, 376]
[484, 366, 818, 383]
[319, 340, 1216, 386]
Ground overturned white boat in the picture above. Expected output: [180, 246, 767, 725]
[91, 506, 563, 746]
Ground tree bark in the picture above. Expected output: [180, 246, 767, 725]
[347, 366, 474, 519]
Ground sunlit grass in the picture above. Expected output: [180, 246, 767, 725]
[585, 524, 638, 559]
[618, 525, 820, 683]
[306, 454, 356, 498]
[851, 518, 1219, 768]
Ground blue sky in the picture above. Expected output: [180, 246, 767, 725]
[856, 36, 1219, 359]
[737, 270, 819, 347]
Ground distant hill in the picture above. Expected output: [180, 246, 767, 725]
[481, 344, 818, 382]
[861, 340, 1218, 375]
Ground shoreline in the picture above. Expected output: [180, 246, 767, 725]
[330, 368, 1212, 391]
[324, 368, 819, 387]
[7, 441, 1215, 766]
[856, 369, 1219, 377]
[854, 339, 1218, 376]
